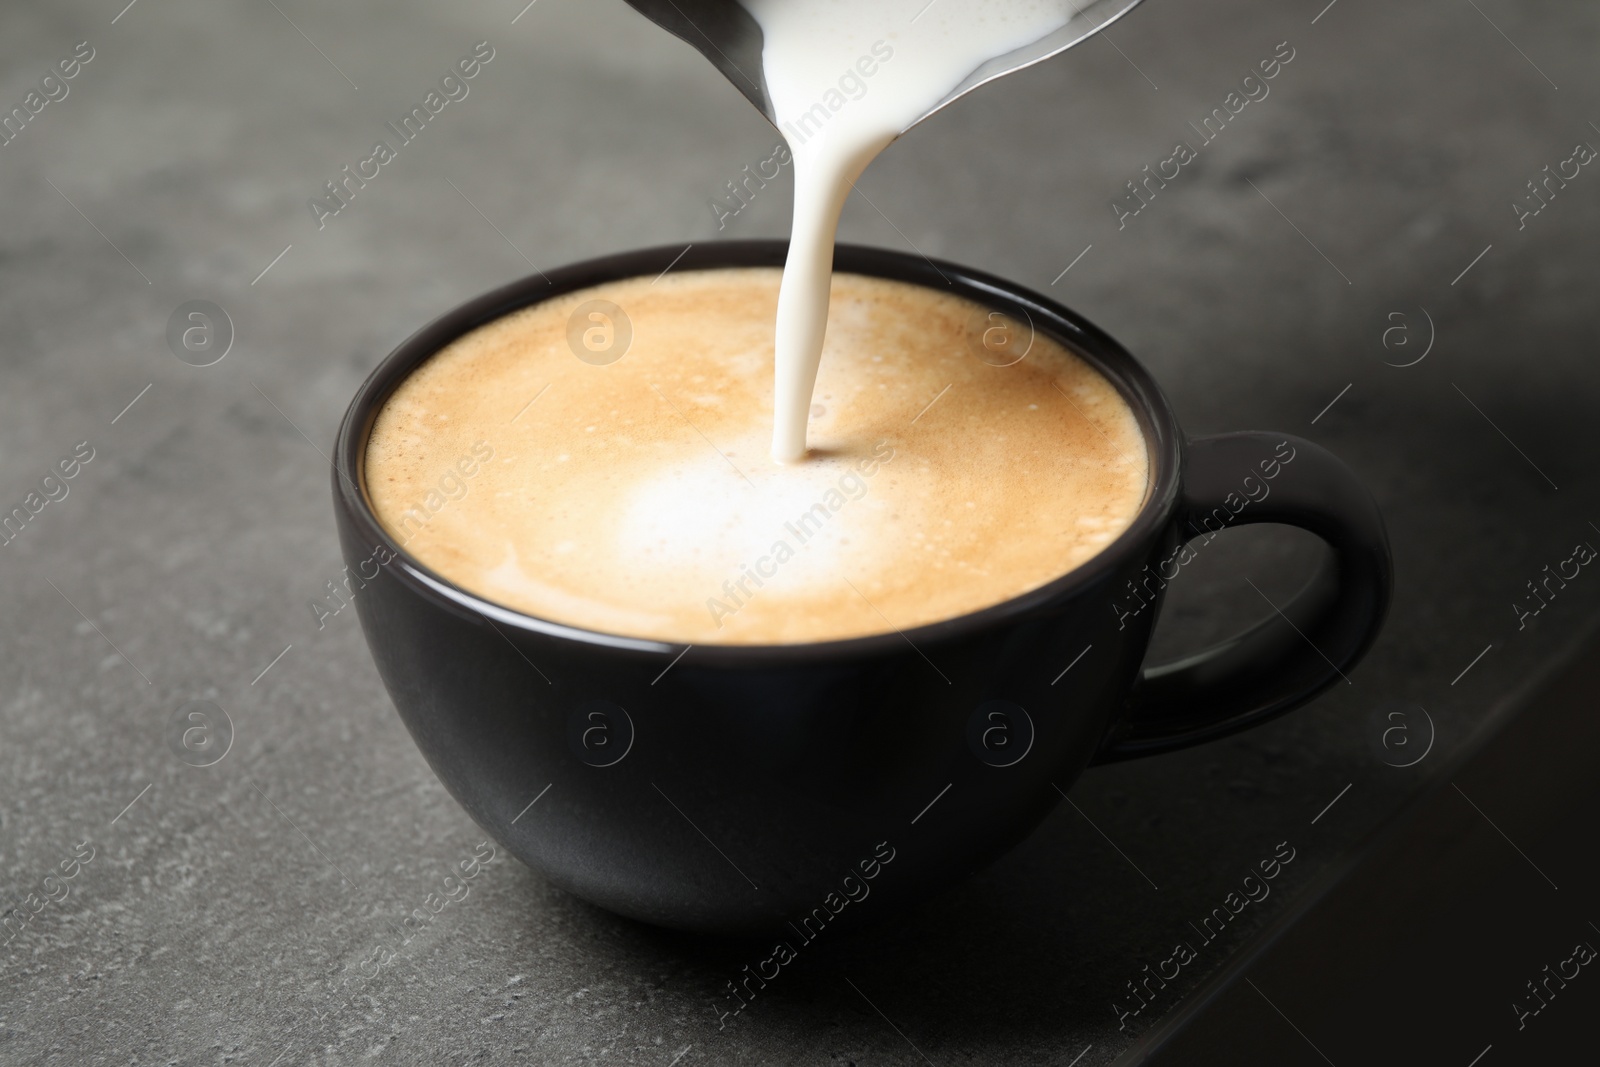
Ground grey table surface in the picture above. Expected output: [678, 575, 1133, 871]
[2, 1, 1597, 1064]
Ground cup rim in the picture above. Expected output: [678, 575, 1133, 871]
[333, 240, 1185, 664]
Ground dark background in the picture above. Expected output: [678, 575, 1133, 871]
[2, 0, 1597, 1063]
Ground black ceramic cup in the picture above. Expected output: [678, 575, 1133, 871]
[333, 241, 1391, 935]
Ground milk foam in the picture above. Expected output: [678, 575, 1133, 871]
[366, 269, 1149, 645]
[738, 0, 1082, 460]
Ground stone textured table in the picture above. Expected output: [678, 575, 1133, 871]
[2, 0, 1597, 1064]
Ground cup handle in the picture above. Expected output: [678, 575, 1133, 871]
[1093, 432, 1392, 763]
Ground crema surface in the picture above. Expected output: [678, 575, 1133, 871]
[366, 269, 1148, 645]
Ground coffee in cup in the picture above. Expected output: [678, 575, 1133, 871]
[335, 241, 1392, 933]
[364, 267, 1148, 644]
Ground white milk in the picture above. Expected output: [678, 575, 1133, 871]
[739, 0, 1081, 461]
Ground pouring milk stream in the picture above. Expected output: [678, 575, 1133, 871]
[740, 0, 1086, 461]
